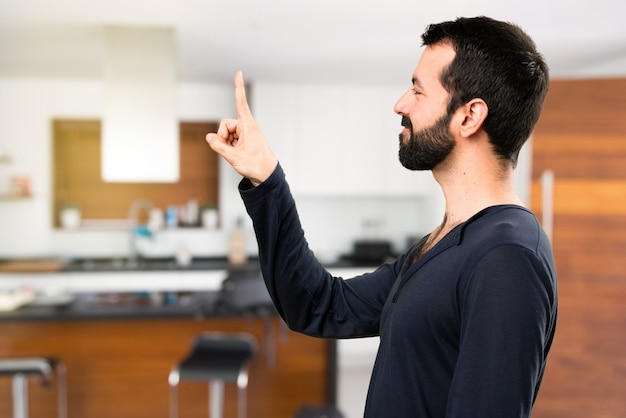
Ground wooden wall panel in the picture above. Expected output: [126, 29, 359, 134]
[534, 78, 626, 135]
[530, 78, 626, 417]
[531, 135, 626, 179]
[531, 179, 626, 216]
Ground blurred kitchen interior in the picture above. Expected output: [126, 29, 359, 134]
[0, 1, 625, 417]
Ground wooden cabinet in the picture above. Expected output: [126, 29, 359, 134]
[252, 83, 430, 197]
[0, 316, 334, 418]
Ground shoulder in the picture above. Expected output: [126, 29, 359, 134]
[457, 205, 556, 293]
[460, 205, 547, 254]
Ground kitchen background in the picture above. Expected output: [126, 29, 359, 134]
[0, 76, 534, 261]
[0, 40, 532, 418]
[1, 0, 625, 417]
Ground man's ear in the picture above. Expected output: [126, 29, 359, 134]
[458, 98, 488, 138]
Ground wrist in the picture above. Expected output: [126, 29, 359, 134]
[249, 159, 278, 187]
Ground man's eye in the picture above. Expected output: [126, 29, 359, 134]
[412, 89, 422, 96]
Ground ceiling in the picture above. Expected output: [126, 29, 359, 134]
[1, 0, 625, 84]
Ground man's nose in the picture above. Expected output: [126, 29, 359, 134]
[393, 90, 412, 115]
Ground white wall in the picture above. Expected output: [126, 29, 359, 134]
[0, 77, 250, 257]
[0, 75, 530, 260]
[0, 77, 440, 260]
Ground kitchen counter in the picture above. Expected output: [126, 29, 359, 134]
[0, 256, 376, 417]
[0, 313, 333, 418]
[0, 256, 378, 321]
[61, 256, 235, 272]
[0, 291, 223, 321]
[0, 257, 259, 290]
[0, 257, 260, 320]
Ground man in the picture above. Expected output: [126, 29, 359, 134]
[207, 16, 557, 418]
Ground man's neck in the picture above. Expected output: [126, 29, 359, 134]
[433, 157, 523, 228]
[408, 165, 520, 262]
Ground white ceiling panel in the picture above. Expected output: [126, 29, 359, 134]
[1, 0, 625, 83]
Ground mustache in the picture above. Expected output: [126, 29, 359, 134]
[401, 115, 413, 130]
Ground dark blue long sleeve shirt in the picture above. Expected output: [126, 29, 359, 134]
[239, 164, 558, 418]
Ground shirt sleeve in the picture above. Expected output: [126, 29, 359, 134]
[447, 244, 557, 417]
[239, 164, 401, 338]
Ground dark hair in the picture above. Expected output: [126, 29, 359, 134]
[421, 16, 549, 165]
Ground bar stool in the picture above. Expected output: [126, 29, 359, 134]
[0, 357, 67, 418]
[168, 332, 256, 418]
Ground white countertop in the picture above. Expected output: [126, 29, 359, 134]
[0, 270, 228, 294]
[0, 266, 376, 294]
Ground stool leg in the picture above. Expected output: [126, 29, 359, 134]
[56, 362, 68, 418]
[237, 370, 249, 418]
[209, 380, 224, 418]
[12, 373, 28, 418]
[238, 385, 247, 418]
[169, 383, 179, 418]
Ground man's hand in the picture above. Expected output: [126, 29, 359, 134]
[206, 71, 278, 186]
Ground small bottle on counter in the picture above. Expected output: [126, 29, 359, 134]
[176, 245, 192, 267]
[147, 208, 164, 233]
[165, 205, 178, 228]
[228, 217, 248, 266]
[201, 206, 218, 229]
[186, 198, 199, 226]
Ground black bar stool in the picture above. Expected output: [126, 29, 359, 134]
[169, 332, 256, 418]
[0, 357, 67, 418]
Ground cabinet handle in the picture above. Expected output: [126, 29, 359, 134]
[540, 170, 554, 242]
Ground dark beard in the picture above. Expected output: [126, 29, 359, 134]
[398, 112, 455, 171]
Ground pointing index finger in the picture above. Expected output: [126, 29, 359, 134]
[234, 70, 252, 120]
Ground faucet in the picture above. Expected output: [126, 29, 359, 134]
[127, 198, 153, 264]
